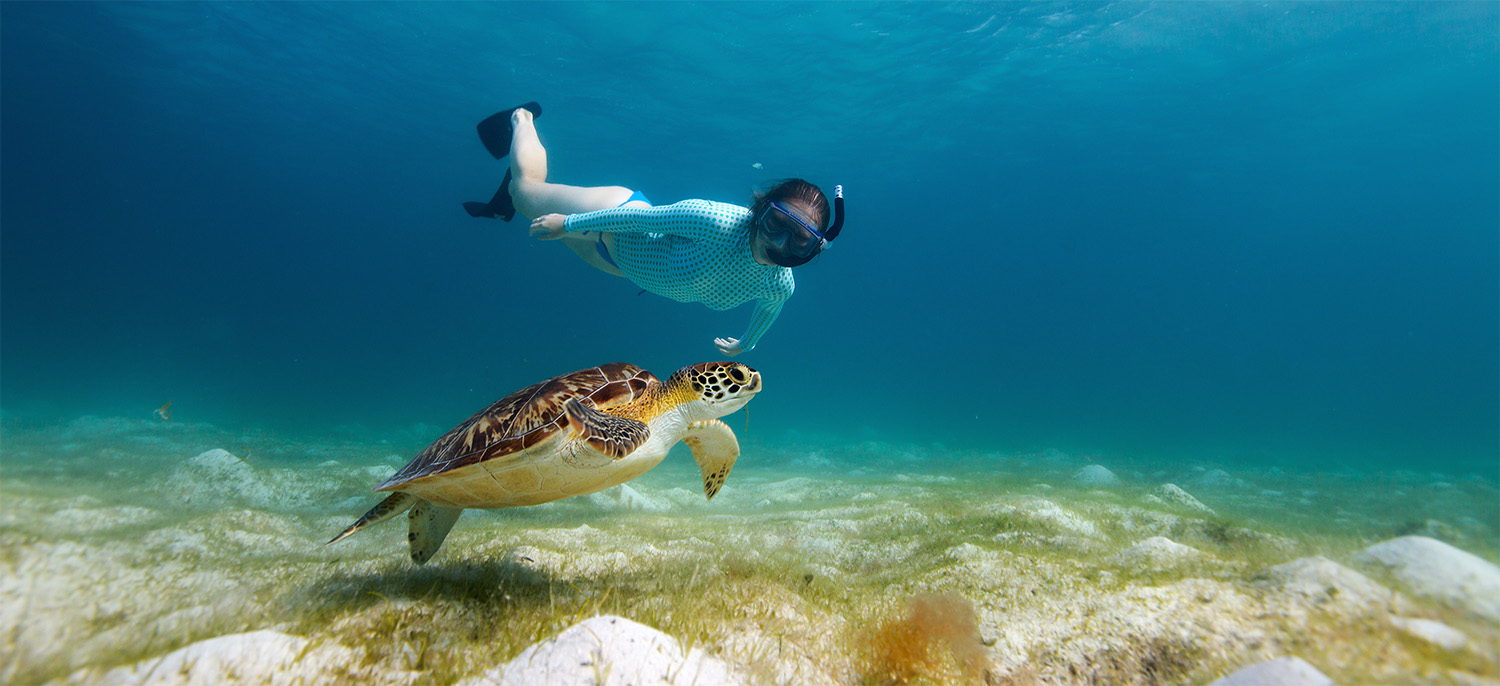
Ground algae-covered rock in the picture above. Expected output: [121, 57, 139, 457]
[1257, 555, 1399, 614]
[1072, 464, 1119, 486]
[1148, 483, 1215, 515]
[457, 615, 741, 686]
[165, 449, 280, 509]
[56, 630, 361, 685]
[5, 538, 255, 682]
[1391, 616, 1469, 651]
[1189, 467, 1253, 491]
[983, 497, 1101, 538]
[1111, 536, 1208, 571]
[1354, 535, 1500, 623]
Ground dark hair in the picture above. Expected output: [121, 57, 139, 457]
[750, 179, 830, 230]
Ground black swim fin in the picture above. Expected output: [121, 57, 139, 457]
[476, 102, 542, 159]
[462, 169, 516, 222]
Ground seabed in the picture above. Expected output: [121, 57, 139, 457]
[1, 416, 1497, 685]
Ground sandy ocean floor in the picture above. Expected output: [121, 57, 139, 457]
[1, 415, 1497, 685]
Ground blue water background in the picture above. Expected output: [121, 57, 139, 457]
[3, 2, 1496, 473]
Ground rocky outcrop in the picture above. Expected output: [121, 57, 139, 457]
[1354, 536, 1500, 623]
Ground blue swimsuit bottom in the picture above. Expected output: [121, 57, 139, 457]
[595, 190, 651, 267]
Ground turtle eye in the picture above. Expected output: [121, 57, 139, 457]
[728, 366, 747, 384]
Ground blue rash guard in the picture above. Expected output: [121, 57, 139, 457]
[564, 199, 795, 351]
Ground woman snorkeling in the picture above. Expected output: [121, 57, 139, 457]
[463, 102, 844, 357]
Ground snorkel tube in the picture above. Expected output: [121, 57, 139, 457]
[824, 185, 845, 241]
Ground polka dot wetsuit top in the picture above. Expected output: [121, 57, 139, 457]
[564, 199, 795, 351]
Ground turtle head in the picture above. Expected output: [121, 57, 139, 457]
[670, 362, 761, 418]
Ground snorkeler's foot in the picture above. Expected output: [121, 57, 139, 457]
[476, 102, 542, 159]
[462, 169, 516, 221]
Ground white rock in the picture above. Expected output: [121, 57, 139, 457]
[1355, 536, 1500, 623]
[1072, 464, 1118, 486]
[458, 615, 741, 686]
[61, 630, 357, 685]
[188, 448, 256, 482]
[1206, 656, 1332, 686]
[1112, 536, 1207, 570]
[1148, 484, 1215, 515]
[362, 464, 395, 481]
[1391, 616, 1468, 651]
[166, 449, 280, 508]
[588, 484, 670, 512]
[1258, 556, 1397, 612]
[1191, 468, 1251, 490]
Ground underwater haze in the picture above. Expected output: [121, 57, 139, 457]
[3, 2, 1497, 471]
[4, 3, 1500, 685]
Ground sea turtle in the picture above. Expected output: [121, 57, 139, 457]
[328, 361, 761, 564]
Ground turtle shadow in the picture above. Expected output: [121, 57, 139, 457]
[298, 552, 568, 612]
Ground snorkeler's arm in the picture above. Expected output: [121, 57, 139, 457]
[728, 271, 795, 353]
[562, 200, 746, 241]
[731, 298, 784, 354]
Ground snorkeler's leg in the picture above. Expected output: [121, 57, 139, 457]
[477, 108, 631, 277]
[509, 107, 547, 183]
[507, 108, 636, 218]
[475, 102, 542, 159]
[463, 104, 542, 220]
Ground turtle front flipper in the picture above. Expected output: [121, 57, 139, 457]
[328, 492, 417, 545]
[408, 499, 464, 565]
[564, 398, 650, 460]
[681, 419, 740, 500]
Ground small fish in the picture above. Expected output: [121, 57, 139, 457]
[154, 401, 172, 421]
[751, 162, 763, 170]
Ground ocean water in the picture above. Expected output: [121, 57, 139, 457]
[2, 3, 1497, 685]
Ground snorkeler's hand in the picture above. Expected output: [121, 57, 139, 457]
[530, 214, 567, 240]
[714, 337, 745, 357]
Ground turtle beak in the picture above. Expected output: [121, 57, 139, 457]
[713, 369, 759, 415]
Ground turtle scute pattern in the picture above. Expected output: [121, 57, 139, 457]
[378, 363, 657, 489]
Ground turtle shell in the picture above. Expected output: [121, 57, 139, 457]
[377, 363, 658, 491]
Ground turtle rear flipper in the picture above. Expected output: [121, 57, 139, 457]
[409, 500, 464, 565]
[565, 399, 649, 460]
[681, 419, 739, 500]
[328, 492, 417, 545]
